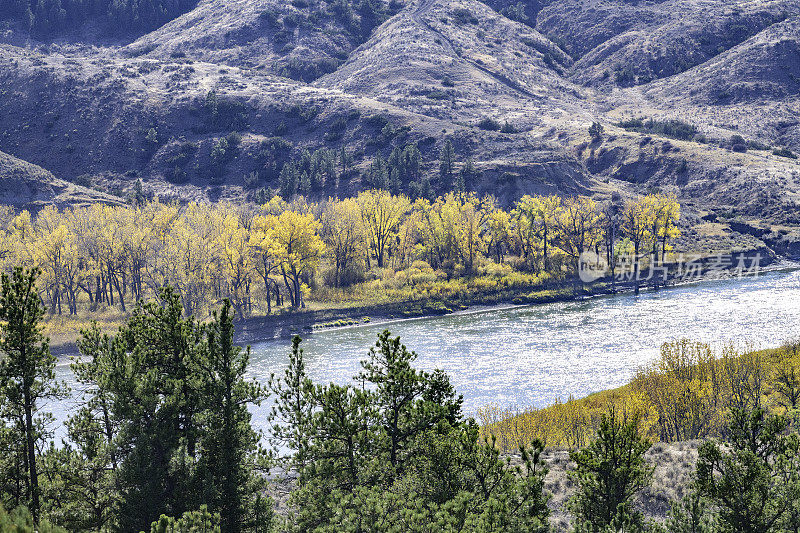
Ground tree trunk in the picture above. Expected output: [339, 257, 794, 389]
[652, 232, 660, 291]
[23, 384, 40, 522]
[281, 267, 295, 307]
[543, 225, 549, 272]
[633, 240, 640, 295]
[111, 273, 126, 312]
[294, 276, 303, 308]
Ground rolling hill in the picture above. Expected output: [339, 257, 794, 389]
[0, 0, 799, 240]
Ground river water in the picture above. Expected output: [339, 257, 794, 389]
[50, 268, 800, 439]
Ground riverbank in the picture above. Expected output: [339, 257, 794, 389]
[235, 247, 789, 344]
[479, 339, 798, 453]
[47, 248, 794, 355]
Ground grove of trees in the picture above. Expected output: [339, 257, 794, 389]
[0, 0, 197, 36]
[0, 190, 680, 319]
[0, 267, 271, 533]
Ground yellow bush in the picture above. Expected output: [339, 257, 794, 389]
[481, 340, 797, 451]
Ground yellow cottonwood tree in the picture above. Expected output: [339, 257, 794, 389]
[483, 197, 510, 263]
[512, 195, 562, 272]
[554, 196, 603, 275]
[250, 213, 282, 313]
[162, 202, 218, 315]
[436, 193, 488, 275]
[215, 205, 254, 317]
[621, 196, 654, 294]
[320, 197, 367, 287]
[355, 189, 410, 269]
[268, 210, 325, 308]
[654, 194, 681, 262]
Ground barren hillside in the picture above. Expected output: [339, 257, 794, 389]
[0, 0, 799, 245]
[0, 150, 120, 210]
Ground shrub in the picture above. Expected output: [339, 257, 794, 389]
[426, 89, 449, 100]
[589, 121, 604, 142]
[203, 91, 248, 131]
[731, 143, 747, 153]
[729, 134, 745, 144]
[773, 147, 797, 159]
[500, 120, 516, 133]
[226, 131, 242, 148]
[243, 171, 260, 189]
[324, 117, 347, 141]
[747, 140, 770, 151]
[365, 114, 389, 128]
[166, 141, 198, 167]
[253, 188, 273, 205]
[167, 166, 188, 184]
[477, 117, 501, 131]
[617, 117, 698, 141]
[451, 7, 478, 24]
[500, 1, 528, 22]
[614, 67, 635, 86]
[73, 174, 92, 187]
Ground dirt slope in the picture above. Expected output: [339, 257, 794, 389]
[0, 0, 799, 232]
[0, 150, 120, 210]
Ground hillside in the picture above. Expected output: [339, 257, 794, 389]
[0, 0, 799, 247]
[639, 16, 800, 144]
[0, 150, 120, 210]
[539, 0, 799, 87]
[125, 0, 407, 81]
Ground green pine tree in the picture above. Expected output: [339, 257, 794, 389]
[268, 336, 314, 469]
[198, 300, 271, 533]
[0, 268, 67, 523]
[695, 406, 800, 533]
[357, 330, 463, 471]
[568, 407, 653, 532]
[277, 331, 550, 532]
[112, 288, 206, 531]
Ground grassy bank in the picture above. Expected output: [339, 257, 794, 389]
[479, 340, 800, 452]
[44, 270, 561, 351]
[43, 255, 782, 352]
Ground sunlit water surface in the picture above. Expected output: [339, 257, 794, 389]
[50, 269, 800, 439]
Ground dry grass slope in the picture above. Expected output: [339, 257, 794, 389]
[0, 0, 799, 243]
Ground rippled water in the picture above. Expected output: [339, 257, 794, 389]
[51, 268, 800, 438]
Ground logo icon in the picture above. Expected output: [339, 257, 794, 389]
[578, 251, 608, 283]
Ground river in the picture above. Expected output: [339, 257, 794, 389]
[50, 267, 800, 440]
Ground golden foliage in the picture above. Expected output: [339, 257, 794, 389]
[0, 190, 679, 318]
[481, 340, 800, 451]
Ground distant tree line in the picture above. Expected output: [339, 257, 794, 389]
[272, 139, 468, 200]
[0, 191, 679, 317]
[0, 0, 197, 37]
